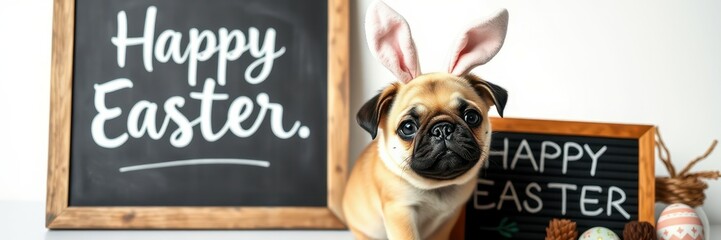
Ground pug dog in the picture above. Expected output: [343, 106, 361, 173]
[342, 1, 509, 240]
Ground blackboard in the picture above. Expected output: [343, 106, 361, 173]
[459, 118, 655, 239]
[47, 0, 348, 229]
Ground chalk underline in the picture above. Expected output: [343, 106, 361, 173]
[119, 158, 270, 173]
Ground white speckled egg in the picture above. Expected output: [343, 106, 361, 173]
[657, 203, 704, 240]
[579, 227, 620, 240]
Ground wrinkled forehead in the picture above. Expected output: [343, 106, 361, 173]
[390, 73, 486, 118]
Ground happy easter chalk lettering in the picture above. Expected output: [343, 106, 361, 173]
[473, 138, 631, 220]
[91, 6, 308, 150]
[111, 6, 285, 87]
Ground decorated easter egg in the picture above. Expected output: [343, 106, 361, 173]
[579, 227, 620, 240]
[657, 203, 704, 240]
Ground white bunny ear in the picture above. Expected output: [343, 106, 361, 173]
[365, 1, 421, 83]
[448, 9, 509, 76]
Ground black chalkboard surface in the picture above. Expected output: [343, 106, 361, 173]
[48, 0, 348, 229]
[460, 118, 655, 239]
[70, 0, 327, 207]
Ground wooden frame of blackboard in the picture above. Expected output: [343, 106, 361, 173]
[451, 117, 655, 238]
[46, 0, 349, 229]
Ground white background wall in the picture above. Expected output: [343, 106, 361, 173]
[1, 0, 720, 224]
[0, 0, 52, 204]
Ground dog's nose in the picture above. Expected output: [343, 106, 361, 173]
[431, 122, 455, 139]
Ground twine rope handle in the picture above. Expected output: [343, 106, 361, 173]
[679, 139, 718, 177]
[656, 128, 719, 179]
[655, 129, 677, 178]
[655, 127, 720, 207]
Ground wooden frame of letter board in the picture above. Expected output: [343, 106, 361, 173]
[451, 117, 655, 238]
[46, 0, 349, 229]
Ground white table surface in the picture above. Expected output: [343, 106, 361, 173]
[2, 201, 718, 239]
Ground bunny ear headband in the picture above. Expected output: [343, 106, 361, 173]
[365, 0, 509, 83]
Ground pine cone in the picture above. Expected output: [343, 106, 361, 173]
[545, 218, 578, 240]
[623, 221, 656, 240]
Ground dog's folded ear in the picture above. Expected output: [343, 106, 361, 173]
[357, 84, 399, 139]
[465, 75, 508, 117]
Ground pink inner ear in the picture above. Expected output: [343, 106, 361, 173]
[365, 1, 421, 83]
[448, 9, 509, 76]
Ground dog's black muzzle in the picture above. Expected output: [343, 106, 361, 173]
[410, 121, 481, 180]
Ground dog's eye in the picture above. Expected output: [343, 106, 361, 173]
[397, 120, 418, 139]
[463, 110, 482, 127]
